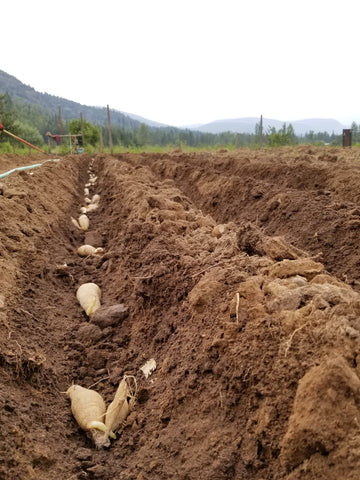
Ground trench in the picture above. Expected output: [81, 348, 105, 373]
[2, 150, 360, 480]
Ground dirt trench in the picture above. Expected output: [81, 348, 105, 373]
[1, 149, 360, 480]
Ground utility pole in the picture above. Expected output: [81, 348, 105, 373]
[58, 106, 63, 145]
[107, 104, 113, 154]
[80, 112, 85, 147]
[100, 126, 104, 153]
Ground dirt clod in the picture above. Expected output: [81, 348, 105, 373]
[90, 304, 129, 329]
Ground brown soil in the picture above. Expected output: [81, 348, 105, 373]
[1, 146, 360, 479]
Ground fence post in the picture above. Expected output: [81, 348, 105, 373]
[100, 126, 104, 153]
[342, 129, 352, 148]
[80, 112, 85, 147]
[107, 105, 113, 154]
[58, 106, 63, 145]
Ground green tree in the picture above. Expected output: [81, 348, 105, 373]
[266, 123, 296, 147]
[351, 121, 358, 144]
[136, 123, 150, 146]
[13, 120, 44, 147]
[0, 93, 19, 142]
[68, 118, 100, 146]
[286, 123, 296, 144]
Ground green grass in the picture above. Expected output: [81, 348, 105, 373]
[0, 141, 49, 155]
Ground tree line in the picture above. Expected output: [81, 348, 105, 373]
[0, 93, 345, 152]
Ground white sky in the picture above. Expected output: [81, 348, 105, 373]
[1, 0, 360, 126]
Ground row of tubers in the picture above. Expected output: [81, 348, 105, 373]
[67, 162, 136, 448]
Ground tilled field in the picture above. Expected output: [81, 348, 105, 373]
[1, 147, 360, 479]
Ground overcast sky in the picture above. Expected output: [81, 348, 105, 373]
[2, 0, 360, 126]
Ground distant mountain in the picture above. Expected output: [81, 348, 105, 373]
[0, 70, 158, 130]
[186, 117, 345, 136]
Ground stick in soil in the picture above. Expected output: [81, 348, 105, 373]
[235, 292, 240, 324]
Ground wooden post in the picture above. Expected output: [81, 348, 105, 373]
[58, 106, 63, 145]
[342, 129, 352, 148]
[100, 126, 104, 153]
[80, 112, 85, 147]
[107, 104, 113, 154]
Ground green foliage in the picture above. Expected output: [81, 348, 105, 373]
[351, 122, 359, 144]
[301, 130, 339, 145]
[0, 93, 20, 140]
[13, 120, 44, 147]
[84, 144, 95, 154]
[68, 119, 100, 146]
[13, 100, 48, 135]
[58, 143, 71, 155]
[266, 123, 297, 147]
[0, 140, 13, 153]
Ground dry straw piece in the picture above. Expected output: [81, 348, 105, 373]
[140, 358, 157, 378]
[76, 282, 101, 316]
[99, 376, 137, 448]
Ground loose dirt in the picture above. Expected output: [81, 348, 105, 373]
[1, 147, 360, 479]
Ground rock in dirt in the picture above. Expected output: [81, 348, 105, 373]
[90, 304, 129, 329]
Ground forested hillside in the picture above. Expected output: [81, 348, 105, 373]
[0, 69, 350, 151]
[0, 70, 140, 129]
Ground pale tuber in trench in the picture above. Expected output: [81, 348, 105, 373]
[66, 385, 110, 448]
[76, 282, 101, 316]
[77, 245, 104, 257]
